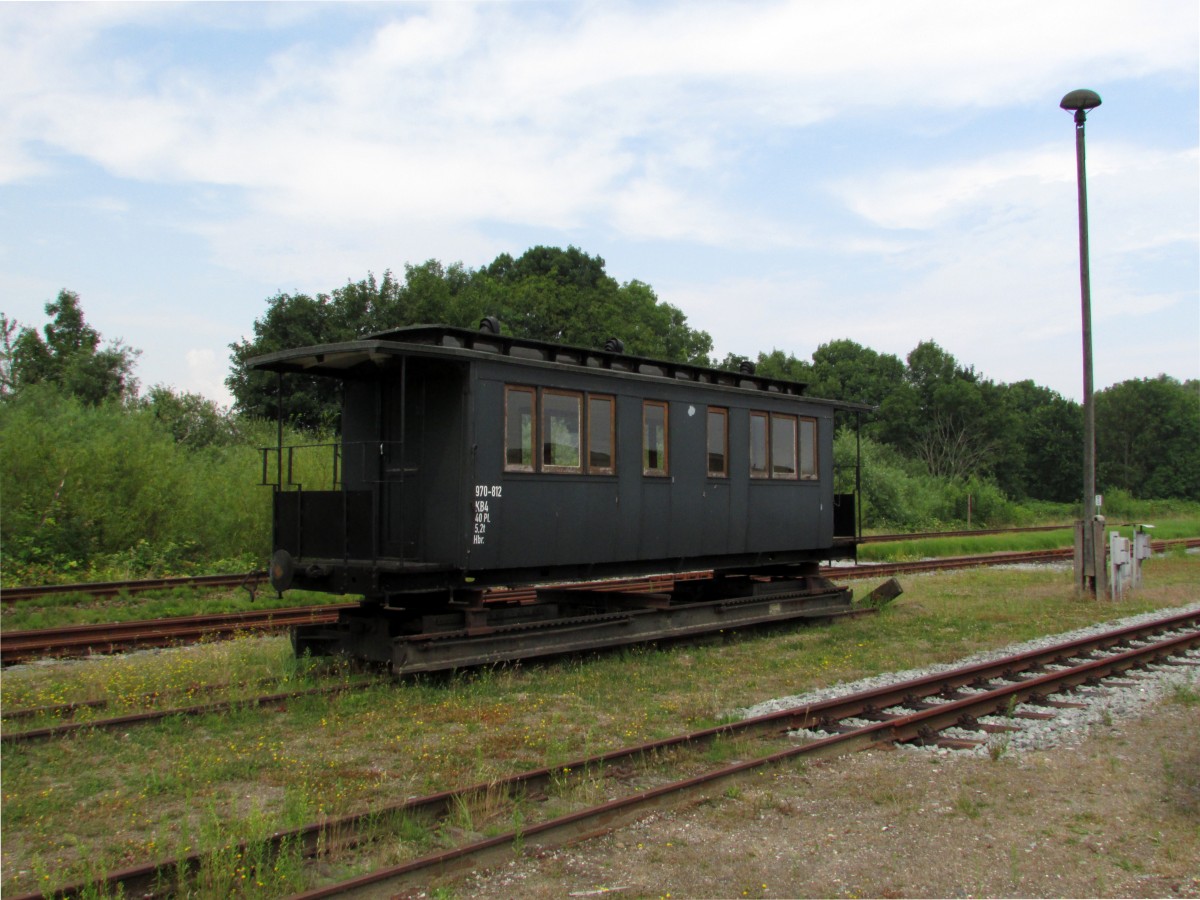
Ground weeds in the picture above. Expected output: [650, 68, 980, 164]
[3, 556, 1198, 897]
[954, 791, 987, 819]
[1168, 683, 1198, 706]
[987, 735, 1010, 760]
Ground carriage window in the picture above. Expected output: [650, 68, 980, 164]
[643, 400, 668, 476]
[800, 417, 817, 479]
[771, 413, 798, 479]
[542, 391, 582, 472]
[505, 386, 536, 471]
[749, 411, 769, 478]
[707, 407, 728, 477]
[588, 395, 615, 474]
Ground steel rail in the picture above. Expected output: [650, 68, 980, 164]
[2, 674, 292, 723]
[5, 540, 1196, 666]
[0, 605, 353, 665]
[0, 679, 383, 745]
[294, 618, 1200, 899]
[23, 608, 1198, 900]
[1, 571, 268, 604]
[837, 538, 1200, 580]
[7, 525, 1174, 604]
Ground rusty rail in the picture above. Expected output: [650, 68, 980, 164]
[2, 571, 268, 604]
[0, 605, 352, 666]
[5, 541, 1196, 666]
[4, 529, 1190, 605]
[20, 607, 1199, 900]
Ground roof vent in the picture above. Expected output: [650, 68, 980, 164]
[739, 360, 756, 375]
[604, 337, 625, 354]
[479, 316, 501, 335]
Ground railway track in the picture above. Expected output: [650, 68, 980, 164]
[0, 678, 381, 745]
[0, 605, 353, 665]
[4, 540, 1197, 666]
[1, 570, 268, 604]
[0, 524, 1100, 605]
[23, 607, 1199, 900]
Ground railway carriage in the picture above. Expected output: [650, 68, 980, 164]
[251, 322, 869, 672]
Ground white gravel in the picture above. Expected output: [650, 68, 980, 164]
[737, 602, 1200, 757]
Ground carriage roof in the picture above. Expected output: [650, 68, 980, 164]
[248, 325, 873, 412]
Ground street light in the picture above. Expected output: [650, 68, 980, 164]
[1060, 88, 1102, 596]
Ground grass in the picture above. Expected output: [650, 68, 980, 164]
[1, 552, 1197, 897]
[0, 586, 351, 632]
[5, 515, 1194, 632]
[857, 515, 1200, 563]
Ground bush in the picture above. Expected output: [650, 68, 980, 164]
[835, 430, 1019, 530]
[0, 386, 280, 583]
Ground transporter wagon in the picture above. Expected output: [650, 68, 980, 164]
[251, 321, 870, 673]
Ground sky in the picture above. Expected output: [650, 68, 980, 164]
[2, 1, 1197, 407]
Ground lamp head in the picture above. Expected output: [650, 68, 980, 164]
[1060, 89, 1102, 112]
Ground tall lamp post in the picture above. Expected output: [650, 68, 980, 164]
[1060, 88, 1102, 596]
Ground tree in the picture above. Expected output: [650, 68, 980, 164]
[2, 290, 139, 404]
[808, 340, 905, 409]
[488, 248, 712, 361]
[227, 290, 344, 430]
[141, 385, 239, 450]
[486, 245, 609, 290]
[750, 349, 813, 383]
[998, 380, 1081, 502]
[879, 341, 1012, 485]
[228, 249, 714, 429]
[1096, 376, 1200, 500]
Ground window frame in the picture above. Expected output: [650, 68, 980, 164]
[503, 385, 537, 472]
[587, 394, 616, 475]
[770, 413, 798, 480]
[706, 406, 729, 478]
[541, 389, 583, 474]
[642, 400, 669, 476]
[799, 416, 818, 479]
[749, 411, 770, 479]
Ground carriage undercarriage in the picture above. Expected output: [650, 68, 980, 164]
[293, 566, 859, 674]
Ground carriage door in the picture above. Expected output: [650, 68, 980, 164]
[380, 358, 466, 563]
[380, 358, 424, 561]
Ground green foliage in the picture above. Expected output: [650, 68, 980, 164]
[1096, 376, 1200, 501]
[223, 248, 1194, 504]
[750, 348, 813, 383]
[1094, 488, 1200, 524]
[834, 429, 1019, 529]
[141, 384, 241, 449]
[999, 379, 1081, 502]
[1, 290, 140, 404]
[0, 385, 274, 583]
[227, 247, 712, 431]
[809, 339, 905, 411]
[876, 341, 1013, 486]
[3, 253, 1195, 594]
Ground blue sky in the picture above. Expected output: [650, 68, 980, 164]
[3, 1, 1197, 406]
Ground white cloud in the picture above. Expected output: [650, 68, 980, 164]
[9, 0, 1196, 231]
[1, 0, 1195, 403]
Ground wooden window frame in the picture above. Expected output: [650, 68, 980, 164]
[642, 400, 669, 476]
[587, 394, 616, 475]
[770, 413, 798, 480]
[504, 385, 537, 472]
[541, 389, 583, 473]
[749, 411, 769, 479]
[706, 407, 729, 478]
[799, 416, 818, 479]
